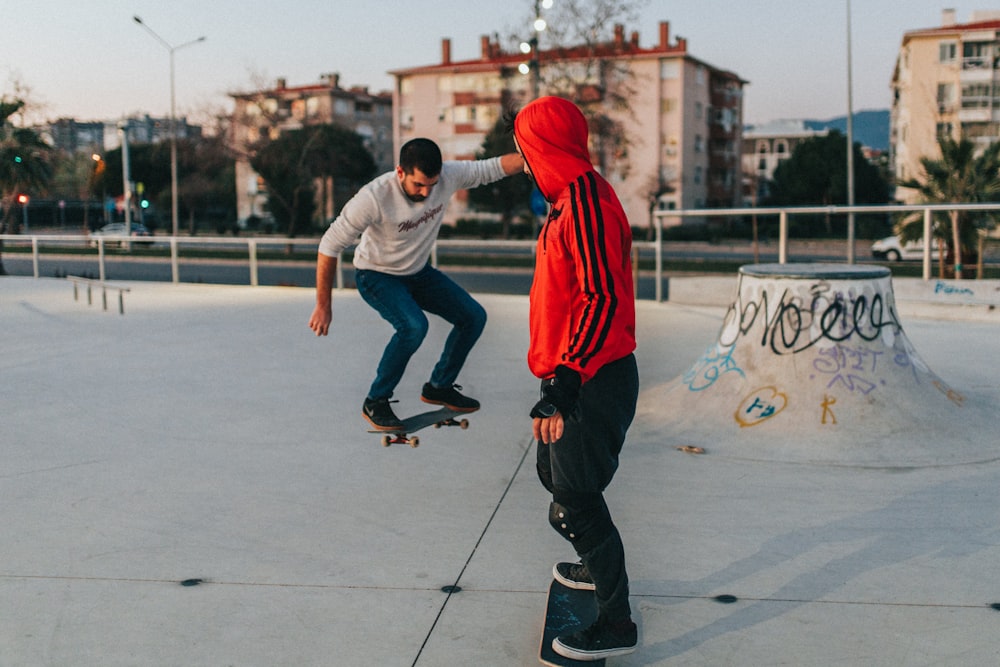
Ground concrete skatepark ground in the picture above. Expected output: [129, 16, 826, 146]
[3, 271, 1000, 666]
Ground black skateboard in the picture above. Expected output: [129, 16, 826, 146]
[368, 406, 471, 447]
[539, 579, 605, 666]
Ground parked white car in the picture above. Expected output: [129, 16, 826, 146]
[88, 222, 153, 248]
[870, 235, 938, 261]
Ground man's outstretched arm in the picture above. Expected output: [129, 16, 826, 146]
[308, 253, 338, 336]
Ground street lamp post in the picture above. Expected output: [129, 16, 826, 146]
[845, 0, 856, 264]
[120, 122, 132, 249]
[519, 0, 553, 99]
[133, 15, 205, 238]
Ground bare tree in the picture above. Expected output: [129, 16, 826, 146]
[516, 0, 649, 178]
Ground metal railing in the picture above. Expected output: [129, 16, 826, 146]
[4, 202, 999, 303]
[67, 275, 131, 314]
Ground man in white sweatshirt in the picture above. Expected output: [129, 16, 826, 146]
[308, 138, 524, 430]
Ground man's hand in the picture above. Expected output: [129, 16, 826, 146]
[309, 304, 332, 336]
[533, 413, 564, 444]
[310, 253, 337, 336]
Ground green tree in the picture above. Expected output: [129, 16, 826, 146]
[467, 117, 533, 238]
[250, 124, 375, 237]
[766, 130, 890, 237]
[897, 137, 1000, 280]
[0, 98, 53, 274]
[177, 136, 236, 234]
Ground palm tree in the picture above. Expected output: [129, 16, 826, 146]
[0, 98, 53, 275]
[897, 137, 1000, 279]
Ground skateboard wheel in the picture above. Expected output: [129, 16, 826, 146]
[459, 419, 469, 429]
[381, 435, 391, 447]
[409, 436, 420, 447]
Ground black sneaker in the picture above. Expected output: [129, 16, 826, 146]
[553, 561, 596, 591]
[362, 397, 403, 431]
[552, 615, 638, 661]
[420, 383, 480, 412]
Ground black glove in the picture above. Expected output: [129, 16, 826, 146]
[529, 365, 582, 419]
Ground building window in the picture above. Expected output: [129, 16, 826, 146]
[775, 140, 787, 155]
[961, 83, 992, 109]
[694, 134, 703, 152]
[963, 42, 992, 70]
[939, 41, 957, 63]
[693, 166, 703, 184]
[937, 83, 956, 113]
[660, 61, 679, 80]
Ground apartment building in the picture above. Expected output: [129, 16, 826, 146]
[229, 74, 393, 225]
[891, 9, 1000, 202]
[389, 21, 745, 229]
[38, 115, 201, 155]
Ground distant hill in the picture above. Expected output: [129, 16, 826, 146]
[805, 109, 889, 151]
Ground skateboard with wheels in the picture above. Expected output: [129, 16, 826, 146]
[539, 579, 605, 666]
[368, 406, 471, 447]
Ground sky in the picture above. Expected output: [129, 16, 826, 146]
[3, 1, 996, 128]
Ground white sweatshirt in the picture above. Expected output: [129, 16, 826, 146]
[318, 157, 507, 276]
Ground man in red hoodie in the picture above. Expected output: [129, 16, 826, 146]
[513, 96, 639, 661]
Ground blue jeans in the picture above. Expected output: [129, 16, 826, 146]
[355, 264, 487, 400]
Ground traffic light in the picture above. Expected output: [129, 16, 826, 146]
[17, 194, 29, 205]
[13, 155, 22, 164]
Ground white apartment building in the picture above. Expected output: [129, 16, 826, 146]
[390, 21, 745, 229]
[891, 9, 1000, 202]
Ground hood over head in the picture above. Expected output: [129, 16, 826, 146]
[513, 96, 593, 202]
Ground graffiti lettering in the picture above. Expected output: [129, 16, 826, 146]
[821, 394, 837, 424]
[934, 281, 974, 296]
[735, 386, 788, 427]
[720, 281, 902, 356]
[812, 344, 884, 395]
[683, 344, 745, 392]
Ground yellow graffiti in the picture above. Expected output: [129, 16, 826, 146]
[735, 385, 788, 428]
[932, 380, 965, 407]
[821, 394, 837, 424]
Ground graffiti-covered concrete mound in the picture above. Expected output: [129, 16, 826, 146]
[640, 264, 996, 466]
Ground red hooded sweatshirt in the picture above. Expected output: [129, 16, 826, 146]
[514, 96, 636, 384]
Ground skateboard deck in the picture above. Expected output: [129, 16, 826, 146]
[539, 579, 605, 666]
[368, 406, 471, 447]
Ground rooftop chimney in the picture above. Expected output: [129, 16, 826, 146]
[942, 8, 957, 26]
[614, 24, 625, 48]
[659, 21, 670, 49]
[481, 35, 491, 59]
[442, 38, 452, 65]
[276, 77, 287, 89]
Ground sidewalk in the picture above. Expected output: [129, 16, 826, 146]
[2, 275, 999, 666]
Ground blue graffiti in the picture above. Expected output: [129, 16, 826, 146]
[684, 344, 745, 392]
[934, 281, 974, 296]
